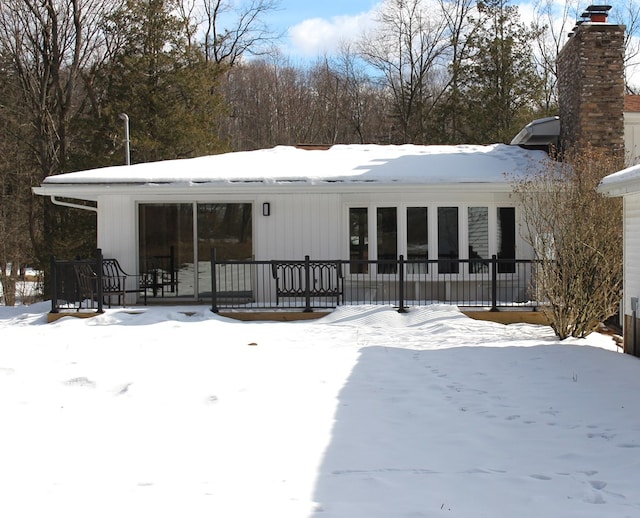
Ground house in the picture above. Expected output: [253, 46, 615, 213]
[598, 161, 640, 354]
[624, 95, 640, 166]
[33, 144, 549, 305]
[33, 4, 628, 313]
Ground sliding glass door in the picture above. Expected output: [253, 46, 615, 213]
[138, 202, 253, 300]
[138, 204, 195, 298]
[197, 203, 252, 298]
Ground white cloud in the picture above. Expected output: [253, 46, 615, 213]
[287, 9, 378, 57]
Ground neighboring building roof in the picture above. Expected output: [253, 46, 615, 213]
[510, 116, 560, 146]
[40, 144, 550, 187]
[625, 95, 640, 112]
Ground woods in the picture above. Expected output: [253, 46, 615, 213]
[0, 0, 638, 308]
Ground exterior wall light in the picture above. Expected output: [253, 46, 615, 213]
[262, 202, 271, 216]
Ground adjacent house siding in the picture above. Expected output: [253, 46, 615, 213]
[623, 194, 640, 307]
[623, 193, 640, 353]
[624, 111, 640, 166]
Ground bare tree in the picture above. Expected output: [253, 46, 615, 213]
[436, 0, 477, 143]
[200, 0, 280, 66]
[512, 145, 623, 339]
[0, 0, 115, 292]
[333, 44, 387, 144]
[530, 0, 579, 113]
[0, 0, 114, 178]
[0, 69, 35, 305]
[531, 0, 640, 97]
[358, 0, 451, 144]
[611, 0, 640, 93]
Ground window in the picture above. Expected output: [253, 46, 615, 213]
[438, 207, 459, 273]
[468, 207, 488, 273]
[407, 207, 428, 273]
[377, 207, 397, 273]
[138, 203, 194, 297]
[347, 204, 515, 277]
[497, 207, 516, 273]
[350, 208, 368, 273]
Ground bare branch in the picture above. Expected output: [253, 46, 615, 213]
[200, 0, 280, 66]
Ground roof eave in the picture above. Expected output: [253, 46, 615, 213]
[34, 181, 518, 198]
[598, 177, 640, 197]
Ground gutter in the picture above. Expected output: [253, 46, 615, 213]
[50, 196, 97, 213]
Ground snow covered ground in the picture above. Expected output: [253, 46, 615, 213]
[0, 303, 638, 518]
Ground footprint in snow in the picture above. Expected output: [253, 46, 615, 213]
[530, 474, 552, 481]
[589, 480, 607, 490]
[587, 432, 615, 440]
[115, 382, 133, 395]
[584, 493, 606, 504]
[65, 377, 95, 388]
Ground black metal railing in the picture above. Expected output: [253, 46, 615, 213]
[211, 254, 542, 313]
[50, 251, 104, 314]
[48, 252, 541, 314]
[49, 248, 183, 313]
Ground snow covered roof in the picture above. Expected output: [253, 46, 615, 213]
[599, 162, 640, 196]
[40, 144, 549, 187]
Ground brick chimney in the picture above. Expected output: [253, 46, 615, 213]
[556, 5, 625, 158]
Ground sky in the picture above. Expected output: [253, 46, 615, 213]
[261, 0, 540, 60]
[1, 301, 639, 517]
[260, 0, 639, 91]
[263, 0, 382, 59]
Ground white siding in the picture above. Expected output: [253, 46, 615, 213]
[90, 188, 533, 303]
[624, 112, 640, 166]
[624, 193, 640, 316]
[97, 194, 137, 273]
[94, 189, 527, 266]
[255, 193, 342, 260]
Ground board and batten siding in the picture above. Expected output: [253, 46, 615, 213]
[625, 112, 640, 166]
[624, 193, 640, 312]
[94, 189, 526, 264]
[97, 194, 138, 274]
[96, 191, 344, 266]
[256, 192, 342, 260]
[621, 193, 640, 354]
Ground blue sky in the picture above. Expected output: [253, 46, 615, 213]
[257, 0, 639, 89]
[262, 0, 382, 58]
[273, 0, 380, 23]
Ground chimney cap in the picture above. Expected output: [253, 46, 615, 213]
[585, 4, 612, 12]
[579, 4, 611, 24]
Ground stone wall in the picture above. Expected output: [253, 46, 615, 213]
[557, 22, 626, 158]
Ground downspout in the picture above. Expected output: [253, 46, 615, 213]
[50, 196, 98, 213]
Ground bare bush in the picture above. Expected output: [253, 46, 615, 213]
[513, 145, 623, 339]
